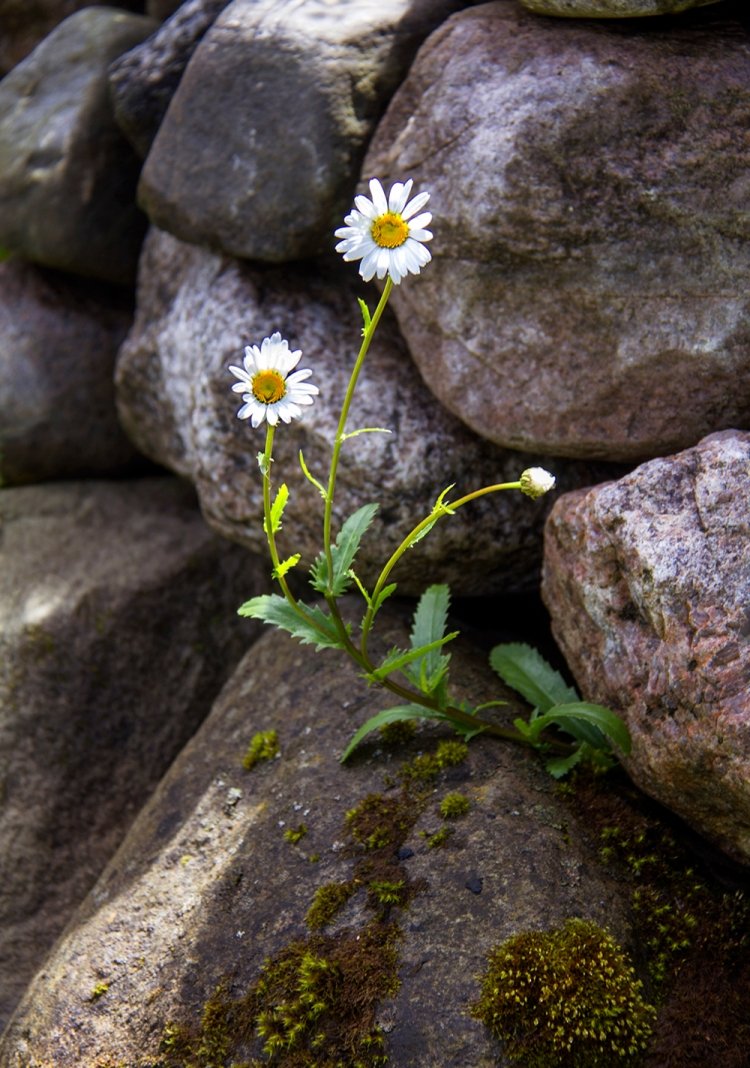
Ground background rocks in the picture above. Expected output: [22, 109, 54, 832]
[542, 430, 750, 865]
[0, 7, 156, 284]
[115, 228, 621, 597]
[137, 0, 472, 261]
[0, 258, 138, 485]
[366, 0, 750, 462]
[0, 478, 265, 1029]
[519, 0, 720, 15]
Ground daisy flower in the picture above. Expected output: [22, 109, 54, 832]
[334, 177, 433, 284]
[519, 468, 556, 500]
[229, 332, 318, 428]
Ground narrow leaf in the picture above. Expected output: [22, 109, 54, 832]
[490, 643, 578, 714]
[273, 553, 300, 580]
[405, 584, 450, 689]
[369, 632, 459, 683]
[543, 702, 632, 754]
[238, 594, 343, 651]
[298, 449, 327, 499]
[340, 426, 392, 441]
[263, 482, 289, 535]
[358, 297, 372, 332]
[311, 503, 379, 596]
[340, 704, 448, 763]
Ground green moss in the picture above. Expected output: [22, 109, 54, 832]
[306, 880, 358, 931]
[345, 794, 413, 852]
[420, 826, 453, 850]
[473, 918, 655, 1067]
[367, 880, 407, 910]
[379, 720, 417, 746]
[283, 823, 307, 845]
[439, 792, 470, 819]
[242, 730, 280, 771]
[88, 981, 110, 1002]
[399, 738, 469, 784]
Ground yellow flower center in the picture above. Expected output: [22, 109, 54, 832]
[252, 369, 286, 405]
[371, 212, 409, 249]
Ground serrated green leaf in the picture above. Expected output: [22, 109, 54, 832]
[273, 553, 300, 580]
[340, 704, 448, 763]
[544, 702, 631, 754]
[310, 503, 379, 596]
[237, 594, 344, 651]
[358, 297, 372, 332]
[490, 643, 578, 714]
[404, 585, 450, 690]
[368, 632, 458, 683]
[371, 582, 397, 618]
[545, 747, 586, 779]
[263, 482, 289, 535]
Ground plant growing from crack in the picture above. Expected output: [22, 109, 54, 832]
[232, 177, 629, 773]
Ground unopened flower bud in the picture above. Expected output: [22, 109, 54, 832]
[519, 467, 556, 500]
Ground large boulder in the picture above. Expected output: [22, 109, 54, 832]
[0, 615, 634, 1066]
[542, 430, 750, 866]
[137, 0, 471, 261]
[0, 7, 156, 284]
[115, 228, 621, 597]
[0, 258, 139, 485]
[365, 1, 750, 462]
[0, 478, 265, 1029]
[109, 0, 232, 158]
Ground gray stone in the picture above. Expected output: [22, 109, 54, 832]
[542, 430, 750, 865]
[147, 0, 182, 16]
[0, 1, 146, 75]
[137, 0, 471, 261]
[0, 478, 266, 1029]
[0, 258, 138, 485]
[115, 229, 620, 597]
[520, 0, 719, 15]
[365, 1, 750, 462]
[109, 0, 231, 158]
[0, 613, 631, 1066]
[0, 8, 157, 285]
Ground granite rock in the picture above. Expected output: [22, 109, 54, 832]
[365, 1, 750, 462]
[520, 0, 720, 16]
[542, 430, 750, 865]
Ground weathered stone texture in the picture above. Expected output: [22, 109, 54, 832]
[0, 478, 265, 1029]
[542, 430, 750, 865]
[366, 1, 750, 462]
[0, 258, 138, 485]
[520, 0, 720, 15]
[0, 614, 629, 1067]
[115, 228, 621, 597]
[137, 0, 471, 260]
[0, 8, 156, 284]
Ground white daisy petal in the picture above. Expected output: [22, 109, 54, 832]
[407, 211, 432, 231]
[368, 178, 388, 215]
[402, 191, 430, 220]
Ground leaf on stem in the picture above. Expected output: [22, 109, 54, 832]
[522, 702, 632, 754]
[340, 704, 448, 763]
[339, 427, 392, 441]
[409, 485, 456, 548]
[309, 502, 379, 596]
[404, 584, 452, 702]
[273, 553, 300, 580]
[298, 449, 327, 499]
[490, 642, 578, 714]
[238, 594, 345, 651]
[263, 482, 289, 535]
[357, 297, 372, 333]
[366, 632, 458, 684]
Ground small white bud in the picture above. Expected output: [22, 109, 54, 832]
[519, 467, 556, 500]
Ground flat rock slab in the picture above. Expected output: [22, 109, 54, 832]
[0, 7, 156, 284]
[542, 430, 750, 865]
[0, 258, 138, 485]
[0, 613, 630, 1067]
[115, 228, 620, 597]
[366, 1, 750, 462]
[0, 478, 265, 1029]
[137, 0, 469, 260]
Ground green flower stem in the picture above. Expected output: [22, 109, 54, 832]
[361, 480, 523, 653]
[322, 277, 394, 588]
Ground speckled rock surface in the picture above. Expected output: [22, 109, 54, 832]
[365, 1, 750, 462]
[0, 613, 631, 1067]
[115, 228, 621, 597]
[0, 478, 265, 1030]
[0, 7, 155, 284]
[519, 0, 720, 16]
[137, 0, 470, 260]
[0, 258, 138, 485]
[542, 430, 750, 865]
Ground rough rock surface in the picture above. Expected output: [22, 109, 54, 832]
[115, 229, 621, 597]
[0, 478, 265, 1030]
[138, 0, 470, 261]
[0, 613, 631, 1067]
[0, 1, 146, 75]
[110, 0, 231, 158]
[0, 8, 156, 285]
[366, 1, 750, 462]
[520, 0, 720, 15]
[0, 258, 138, 485]
[542, 430, 750, 865]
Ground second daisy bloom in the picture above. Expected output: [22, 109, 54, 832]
[335, 178, 433, 284]
[230, 332, 318, 428]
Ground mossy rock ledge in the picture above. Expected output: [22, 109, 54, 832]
[0, 608, 687, 1066]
